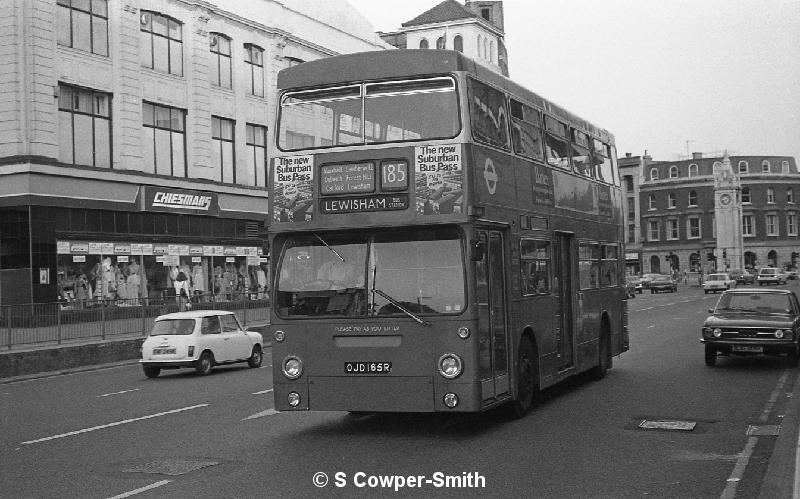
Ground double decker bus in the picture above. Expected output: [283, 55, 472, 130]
[269, 50, 628, 416]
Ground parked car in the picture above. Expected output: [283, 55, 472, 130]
[701, 288, 800, 366]
[625, 276, 642, 297]
[787, 269, 799, 280]
[728, 269, 755, 285]
[140, 310, 264, 378]
[757, 267, 787, 286]
[649, 274, 677, 293]
[703, 273, 736, 294]
[640, 273, 660, 289]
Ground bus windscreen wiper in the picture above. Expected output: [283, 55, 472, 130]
[314, 233, 344, 262]
[371, 288, 431, 326]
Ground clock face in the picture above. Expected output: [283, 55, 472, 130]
[720, 194, 732, 205]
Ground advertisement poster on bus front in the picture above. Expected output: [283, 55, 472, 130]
[415, 144, 463, 215]
[273, 155, 314, 223]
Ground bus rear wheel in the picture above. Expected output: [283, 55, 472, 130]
[591, 328, 612, 380]
[509, 337, 538, 418]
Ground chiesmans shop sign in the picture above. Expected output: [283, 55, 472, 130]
[138, 186, 220, 216]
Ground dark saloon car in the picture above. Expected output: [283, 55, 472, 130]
[701, 289, 800, 367]
[729, 269, 755, 285]
[649, 274, 677, 293]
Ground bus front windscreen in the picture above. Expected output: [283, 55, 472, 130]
[275, 227, 465, 318]
[278, 77, 460, 150]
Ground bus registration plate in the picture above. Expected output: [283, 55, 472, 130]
[344, 362, 392, 374]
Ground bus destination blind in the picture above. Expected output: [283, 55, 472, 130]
[320, 162, 375, 195]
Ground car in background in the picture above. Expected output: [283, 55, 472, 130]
[649, 274, 678, 293]
[729, 269, 755, 285]
[625, 276, 642, 297]
[703, 272, 736, 294]
[701, 288, 800, 367]
[640, 273, 660, 289]
[787, 269, 799, 280]
[757, 267, 787, 286]
[140, 310, 264, 378]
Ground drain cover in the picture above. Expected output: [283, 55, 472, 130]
[746, 425, 780, 436]
[638, 419, 697, 431]
[124, 459, 219, 476]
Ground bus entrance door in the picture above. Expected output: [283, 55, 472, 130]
[554, 232, 575, 370]
[477, 229, 510, 402]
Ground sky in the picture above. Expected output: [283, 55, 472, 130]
[345, 0, 800, 162]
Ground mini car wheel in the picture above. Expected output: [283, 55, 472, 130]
[196, 352, 214, 375]
[248, 345, 263, 368]
[704, 345, 717, 367]
[143, 366, 160, 378]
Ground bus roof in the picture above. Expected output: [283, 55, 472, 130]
[277, 49, 614, 143]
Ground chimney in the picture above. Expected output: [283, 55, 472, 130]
[626, 152, 632, 158]
[692, 152, 703, 159]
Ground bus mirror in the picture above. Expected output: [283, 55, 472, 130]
[470, 240, 485, 261]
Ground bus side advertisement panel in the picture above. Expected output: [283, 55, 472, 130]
[414, 144, 464, 216]
[272, 155, 314, 223]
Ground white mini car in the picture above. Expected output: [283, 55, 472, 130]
[140, 310, 263, 378]
[757, 267, 787, 286]
[704, 273, 736, 294]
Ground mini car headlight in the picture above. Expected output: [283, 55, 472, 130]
[775, 329, 792, 339]
[457, 326, 470, 339]
[438, 354, 463, 379]
[713, 328, 723, 338]
[443, 393, 459, 408]
[287, 391, 301, 407]
[283, 356, 303, 379]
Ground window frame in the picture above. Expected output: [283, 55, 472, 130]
[142, 100, 187, 177]
[57, 82, 112, 168]
[669, 165, 678, 178]
[57, 0, 109, 56]
[244, 43, 265, 97]
[140, 10, 183, 76]
[212, 116, 236, 183]
[688, 190, 697, 206]
[649, 167, 659, 181]
[209, 32, 232, 89]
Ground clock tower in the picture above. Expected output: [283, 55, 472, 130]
[713, 153, 744, 270]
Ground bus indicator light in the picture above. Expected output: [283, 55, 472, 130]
[457, 326, 470, 339]
[288, 392, 301, 407]
[443, 393, 459, 408]
[274, 330, 286, 342]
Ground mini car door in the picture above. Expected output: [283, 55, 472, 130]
[220, 313, 250, 360]
[200, 315, 229, 362]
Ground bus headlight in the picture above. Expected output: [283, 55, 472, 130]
[457, 326, 470, 339]
[283, 356, 303, 379]
[287, 391, 301, 407]
[274, 330, 286, 342]
[443, 393, 459, 408]
[438, 354, 463, 379]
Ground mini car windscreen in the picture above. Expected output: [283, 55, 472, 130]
[150, 319, 195, 336]
[718, 293, 793, 314]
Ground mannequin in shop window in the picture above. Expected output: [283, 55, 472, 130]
[192, 263, 206, 300]
[224, 264, 236, 300]
[127, 263, 141, 306]
[90, 262, 102, 299]
[101, 258, 116, 301]
[116, 265, 128, 302]
[214, 266, 228, 301]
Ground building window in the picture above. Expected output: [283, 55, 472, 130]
[489, 41, 494, 62]
[688, 163, 698, 177]
[57, 83, 111, 168]
[788, 213, 797, 236]
[742, 187, 751, 203]
[140, 11, 183, 76]
[624, 175, 634, 191]
[767, 187, 775, 204]
[669, 165, 678, 178]
[742, 214, 754, 236]
[142, 101, 186, 177]
[782, 160, 790, 173]
[453, 35, 463, 52]
[762, 160, 771, 173]
[738, 160, 748, 173]
[668, 192, 676, 209]
[688, 190, 697, 206]
[484, 38, 488, 59]
[627, 197, 635, 218]
[212, 116, 235, 183]
[649, 168, 659, 181]
[667, 219, 678, 240]
[628, 224, 636, 243]
[244, 44, 265, 97]
[648, 220, 660, 241]
[245, 123, 267, 187]
[648, 194, 655, 210]
[766, 214, 778, 236]
[57, 0, 108, 56]
[688, 217, 701, 238]
[476, 35, 481, 56]
[420, 38, 429, 49]
[436, 36, 446, 50]
[789, 188, 795, 204]
[210, 33, 232, 89]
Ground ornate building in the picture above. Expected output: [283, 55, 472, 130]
[622, 152, 799, 275]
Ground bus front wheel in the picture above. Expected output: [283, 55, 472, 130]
[509, 337, 538, 418]
[591, 328, 612, 380]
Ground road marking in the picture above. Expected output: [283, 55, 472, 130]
[720, 371, 790, 498]
[252, 389, 273, 395]
[107, 479, 172, 499]
[21, 404, 208, 445]
[243, 409, 279, 420]
[647, 325, 655, 328]
[98, 388, 141, 398]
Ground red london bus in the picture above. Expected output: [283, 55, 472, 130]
[269, 50, 628, 416]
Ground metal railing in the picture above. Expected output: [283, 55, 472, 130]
[0, 293, 270, 350]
